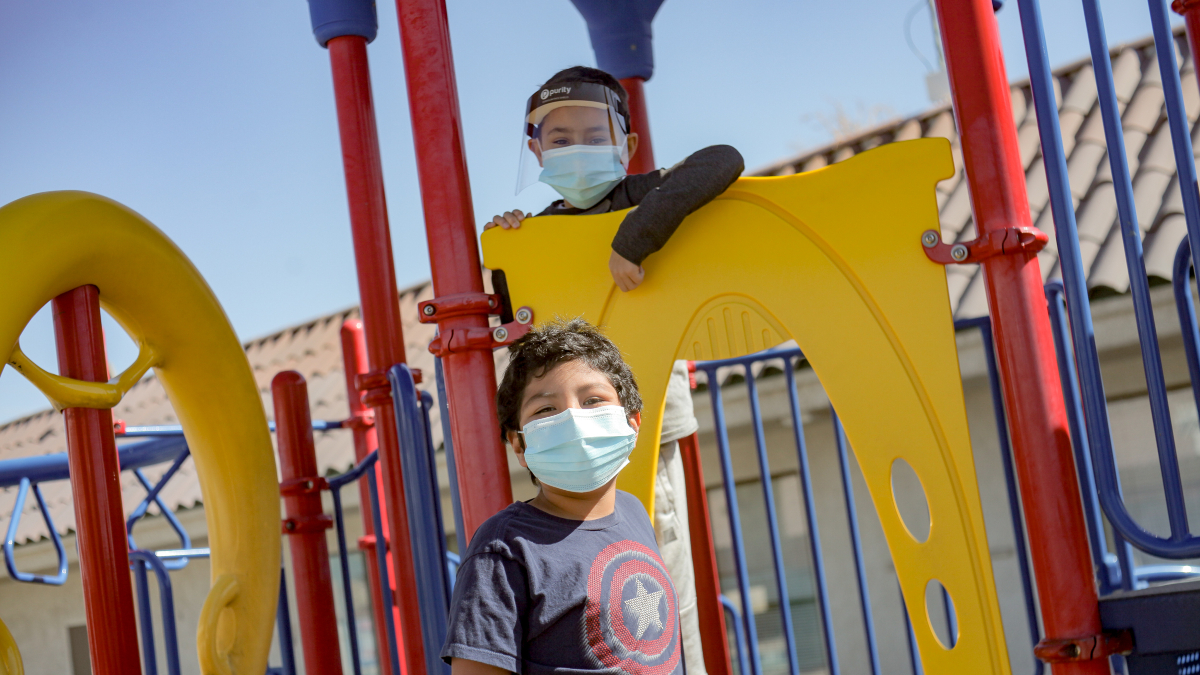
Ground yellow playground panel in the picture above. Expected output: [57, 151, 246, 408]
[0, 193, 279, 675]
[484, 138, 1012, 674]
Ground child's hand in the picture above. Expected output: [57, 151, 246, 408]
[609, 250, 645, 292]
[484, 210, 527, 231]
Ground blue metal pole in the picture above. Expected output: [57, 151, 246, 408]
[1081, 0, 1188, 541]
[366, 468, 403, 675]
[720, 594, 753, 675]
[128, 551, 181, 675]
[782, 362, 841, 675]
[387, 363, 452, 675]
[330, 486, 365, 675]
[4, 479, 68, 585]
[132, 560, 159, 675]
[434, 357, 467, 553]
[831, 410, 882, 674]
[1015, 0, 1200, 557]
[700, 364, 765, 675]
[742, 367, 800, 675]
[967, 317, 1045, 673]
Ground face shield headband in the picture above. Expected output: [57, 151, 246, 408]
[516, 82, 632, 197]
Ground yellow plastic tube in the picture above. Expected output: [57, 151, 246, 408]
[0, 615, 22, 675]
[483, 138, 1011, 674]
[0, 192, 279, 675]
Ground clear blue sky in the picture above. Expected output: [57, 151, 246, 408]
[0, 0, 1180, 421]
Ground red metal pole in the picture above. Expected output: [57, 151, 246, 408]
[933, 1, 1108, 673]
[52, 285, 142, 675]
[1173, 1, 1200, 93]
[392, 0, 512, 543]
[677, 433, 733, 675]
[340, 319, 403, 675]
[326, 33, 427, 673]
[274, 371, 345, 675]
[619, 77, 656, 175]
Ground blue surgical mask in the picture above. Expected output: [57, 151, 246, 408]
[538, 144, 627, 209]
[520, 405, 637, 493]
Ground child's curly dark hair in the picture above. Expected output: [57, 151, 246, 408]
[496, 318, 642, 441]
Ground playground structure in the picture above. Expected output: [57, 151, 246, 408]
[2, 1, 1200, 675]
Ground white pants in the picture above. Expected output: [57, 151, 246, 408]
[655, 440, 707, 675]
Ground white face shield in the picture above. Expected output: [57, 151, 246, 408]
[515, 81, 631, 196]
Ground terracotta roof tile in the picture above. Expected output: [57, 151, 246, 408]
[1144, 213, 1189, 279]
[754, 27, 1195, 317]
[1012, 86, 1030, 128]
[1017, 112, 1044, 169]
[1112, 49, 1144, 104]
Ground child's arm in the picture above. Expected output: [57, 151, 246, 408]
[452, 659, 510, 675]
[441, 552, 527, 672]
[611, 144, 744, 269]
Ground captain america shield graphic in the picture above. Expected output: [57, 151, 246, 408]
[585, 540, 681, 675]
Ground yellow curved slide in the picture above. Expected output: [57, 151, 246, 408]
[0, 615, 22, 675]
[483, 138, 1011, 674]
[0, 192, 279, 675]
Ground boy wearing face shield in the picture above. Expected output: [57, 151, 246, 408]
[486, 66, 740, 673]
[442, 319, 685, 675]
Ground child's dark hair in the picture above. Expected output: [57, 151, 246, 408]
[496, 318, 642, 440]
[534, 66, 630, 139]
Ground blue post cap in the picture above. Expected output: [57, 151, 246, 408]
[307, 0, 378, 48]
[569, 0, 666, 81]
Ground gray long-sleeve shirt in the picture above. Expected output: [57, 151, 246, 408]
[535, 144, 745, 265]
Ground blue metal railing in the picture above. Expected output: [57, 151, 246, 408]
[389, 363, 453, 675]
[0, 418, 409, 675]
[1015, 0, 1200, 558]
[695, 318, 1045, 675]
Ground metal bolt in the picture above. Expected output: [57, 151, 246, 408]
[1066, 644, 1081, 658]
[950, 244, 969, 261]
[284, 520, 296, 531]
[493, 327, 509, 342]
[488, 297, 496, 308]
[422, 304, 436, 316]
[304, 480, 314, 490]
[921, 230, 939, 248]
[515, 308, 532, 324]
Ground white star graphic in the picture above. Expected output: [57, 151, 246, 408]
[623, 579, 665, 640]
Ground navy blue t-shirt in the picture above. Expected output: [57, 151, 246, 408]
[441, 490, 684, 675]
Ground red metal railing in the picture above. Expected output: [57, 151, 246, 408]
[678, 433, 734, 675]
[53, 284, 143, 675]
[392, 0, 512, 543]
[620, 77, 656, 175]
[933, 1, 1107, 672]
[340, 319, 404, 675]
[325, 33, 427, 673]
[274, 371, 344, 675]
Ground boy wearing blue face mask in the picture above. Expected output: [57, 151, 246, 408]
[485, 67, 736, 675]
[442, 319, 685, 675]
[490, 66, 744, 293]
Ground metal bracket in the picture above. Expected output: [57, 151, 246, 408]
[342, 409, 376, 430]
[417, 292, 502, 323]
[279, 476, 328, 497]
[427, 306, 534, 357]
[354, 367, 422, 408]
[281, 514, 334, 534]
[1173, 0, 1200, 15]
[1033, 631, 1133, 663]
[357, 533, 389, 553]
[922, 226, 1049, 265]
